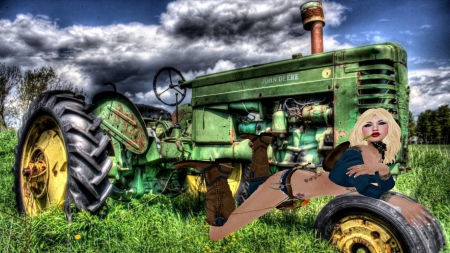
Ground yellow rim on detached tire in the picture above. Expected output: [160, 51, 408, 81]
[20, 116, 68, 217]
[186, 163, 243, 196]
[330, 214, 404, 253]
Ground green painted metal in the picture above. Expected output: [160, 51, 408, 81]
[272, 109, 288, 135]
[155, 120, 173, 139]
[302, 105, 333, 127]
[238, 121, 272, 135]
[137, 139, 162, 165]
[189, 142, 253, 161]
[173, 104, 193, 134]
[192, 107, 240, 144]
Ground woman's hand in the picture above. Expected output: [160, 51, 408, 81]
[387, 195, 434, 227]
[347, 163, 390, 178]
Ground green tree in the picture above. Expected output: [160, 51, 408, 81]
[408, 110, 416, 138]
[417, 110, 432, 144]
[429, 110, 441, 143]
[0, 64, 21, 129]
[436, 105, 450, 144]
[12, 66, 83, 129]
[416, 106, 450, 144]
[18, 67, 58, 112]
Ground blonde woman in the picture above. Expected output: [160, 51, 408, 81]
[207, 108, 433, 241]
[328, 108, 401, 200]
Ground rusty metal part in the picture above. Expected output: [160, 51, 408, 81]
[24, 153, 49, 198]
[22, 168, 31, 177]
[311, 22, 324, 54]
[300, 1, 325, 54]
[26, 160, 47, 177]
[331, 215, 404, 252]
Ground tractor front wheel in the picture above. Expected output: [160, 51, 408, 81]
[12, 91, 112, 219]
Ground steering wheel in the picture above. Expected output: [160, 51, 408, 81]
[153, 67, 186, 106]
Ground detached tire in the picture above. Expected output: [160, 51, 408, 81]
[314, 193, 444, 253]
[12, 90, 112, 219]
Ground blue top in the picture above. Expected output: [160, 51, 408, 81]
[328, 149, 395, 199]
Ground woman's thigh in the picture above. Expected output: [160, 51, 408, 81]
[290, 170, 355, 199]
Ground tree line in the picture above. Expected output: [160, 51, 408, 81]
[0, 63, 81, 130]
[409, 105, 450, 144]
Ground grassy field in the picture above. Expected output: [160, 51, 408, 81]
[0, 129, 449, 253]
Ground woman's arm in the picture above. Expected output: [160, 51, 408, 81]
[328, 146, 394, 199]
[346, 145, 390, 177]
[347, 162, 390, 177]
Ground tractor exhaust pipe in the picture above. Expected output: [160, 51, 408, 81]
[300, 1, 325, 54]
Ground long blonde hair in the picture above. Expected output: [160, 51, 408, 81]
[348, 108, 401, 164]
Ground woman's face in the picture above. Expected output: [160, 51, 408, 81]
[362, 114, 389, 142]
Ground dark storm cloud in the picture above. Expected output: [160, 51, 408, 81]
[56, 47, 82, 59]
[0, 15, 60, 55]
[0, 45, 17, 58]
[161, 0, 305, 44]
[79, 60, 140, 85]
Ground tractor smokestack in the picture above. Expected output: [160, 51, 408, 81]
[300, 1, 325, 54]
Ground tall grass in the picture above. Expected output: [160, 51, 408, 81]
[0, 131, 448, 253]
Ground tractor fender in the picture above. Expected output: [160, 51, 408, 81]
[92, 91, 149, 154]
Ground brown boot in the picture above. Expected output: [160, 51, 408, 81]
[240, 133, 273, 196]
[240, 133, 272, 182]
[174, 159, 235, 226]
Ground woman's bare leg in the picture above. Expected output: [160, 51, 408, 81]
[209, 170, 354, 241]
[289, 171, 355, 199]
[210, 171, 287, 241]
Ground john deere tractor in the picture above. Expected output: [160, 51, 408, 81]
[12, 2, 444, 252]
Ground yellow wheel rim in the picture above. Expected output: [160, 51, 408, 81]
[20, 116, 68, 217]
[186, 163, 243, 196]
[330, 214, 405, 253]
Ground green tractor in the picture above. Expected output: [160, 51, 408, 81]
[12, 2, 444, 253]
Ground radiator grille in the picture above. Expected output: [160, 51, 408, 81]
[346, 60, 398, 118]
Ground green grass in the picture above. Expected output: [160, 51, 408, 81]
[0, 130, 448, 253]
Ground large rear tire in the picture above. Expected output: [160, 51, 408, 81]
[314, 193, 444, 253]
[12, 90, 112, 219]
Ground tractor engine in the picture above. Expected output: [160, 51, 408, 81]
[237, 97, 334, 169]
